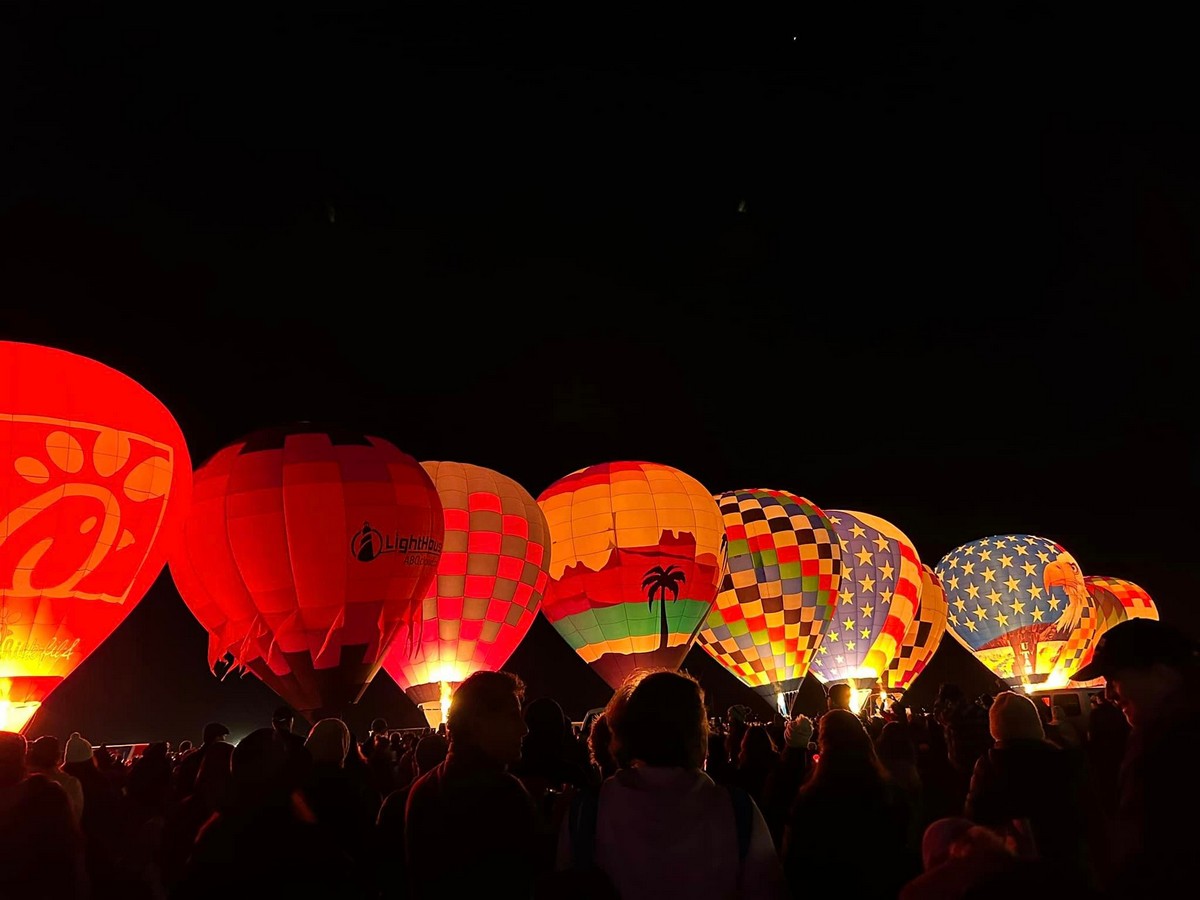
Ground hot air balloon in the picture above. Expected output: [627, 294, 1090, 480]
[696, 488, 841, 716]
[1050, 575, 1159, 688]
[881, 564, 947, 694]
[936, 534, 1086, 689]
[169, 424, 443, 722]
[382, 461, 551, 728]
[1085, 575, 1158, 622]
[537, 461, 725, 691]
[1, 341, 190, 733]
[810, 510, 920, 710]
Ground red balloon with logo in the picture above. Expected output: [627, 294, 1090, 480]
[169, 424, 443, 719]
[1, 341, 191, 733]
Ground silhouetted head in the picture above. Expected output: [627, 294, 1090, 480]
[27, 735, 62, 770]
[447, 670, 527, 765]
[1072, 618, 1200, 729]
[231, 727, 306, 804]
[613, 670, 709, 769]
[272, 706, 295, 732]
[818, 709, 876, 761]
[604, 668, 656, 769]
[203, 722, 230, 745]
[0, 731, 27, 786]
[305, 718, 351, 766]
[827, 683, 852, 711]
[415, 733, 449, 775]
[738, 723, 778, 769]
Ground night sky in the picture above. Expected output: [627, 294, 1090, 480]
[4, 7, 1195, 745]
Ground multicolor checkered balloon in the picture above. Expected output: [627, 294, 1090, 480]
[382, 461, 550, 707]
[1057, 576, 1158, 687]
[882, 564, 947, 692]
[936, 534, 1086, 688]
[1085, 576, 1158, 622]
[697, 489, 841, 700]
[811, 511, 920, 686]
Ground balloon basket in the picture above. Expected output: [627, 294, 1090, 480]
[417, 700, 444, 729]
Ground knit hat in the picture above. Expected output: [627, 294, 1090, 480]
[784, 715, 814, 749]
[988, 691, 1045, 742]
[305, 717, 351, 765]
[921, 816, 975, 870]
[64, 732, 94, 764]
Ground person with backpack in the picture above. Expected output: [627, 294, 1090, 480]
[551, 669, 789, 899]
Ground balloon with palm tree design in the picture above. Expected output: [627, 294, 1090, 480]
[536, 461, 725, 691]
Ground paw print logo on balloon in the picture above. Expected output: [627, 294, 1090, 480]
[2, 421, 175, 603]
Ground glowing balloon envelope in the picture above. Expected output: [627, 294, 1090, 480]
[936, 534, 1087, 688]
[1, 341, 191, 733]
[811, 510, 920, 692]
[537, 461, 725, 691]
[1052, 575, 1158, 688]
[383, 461, 550, 727]
[881, 564, 948, 693]
[169, 424, 443, 720]
[697, 488, 841, 715]
[1085, 575, 1158, 622]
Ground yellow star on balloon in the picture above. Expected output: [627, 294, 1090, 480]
[849, 524, 865, 539]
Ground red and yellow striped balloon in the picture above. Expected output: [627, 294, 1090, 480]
[882, 564, 947, 692]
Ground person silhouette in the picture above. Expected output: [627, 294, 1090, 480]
[403, 671, 540, 900]
[1069, 618, 1200, 896]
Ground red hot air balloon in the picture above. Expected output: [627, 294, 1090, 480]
[383, 461, 551, 727]
[169, 425, 443, 721]
[1, 341, 191, 733]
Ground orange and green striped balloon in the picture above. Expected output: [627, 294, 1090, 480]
[537, 461, 725, 691]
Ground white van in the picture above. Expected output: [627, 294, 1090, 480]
[1026, 686, 1104, 730]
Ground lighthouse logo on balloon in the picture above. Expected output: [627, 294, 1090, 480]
[351, 522, 442, 565]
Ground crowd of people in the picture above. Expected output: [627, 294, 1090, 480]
[1, 616, 1196, 899]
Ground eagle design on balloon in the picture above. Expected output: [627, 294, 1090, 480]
[937, 534, 1088, 686]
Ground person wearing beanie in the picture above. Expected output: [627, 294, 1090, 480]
[300, 718, 379, 882]
[757, 713, 816, 850]
[27, 734, 85, 823]
[987, 690, 1045, 743]
[965, 692, 1087, 877]
[64, 731, 94, 766]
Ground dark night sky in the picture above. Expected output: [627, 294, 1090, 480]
[3, 6, 1196, 744]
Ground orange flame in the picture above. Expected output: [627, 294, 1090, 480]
[0, 678, 40, 733]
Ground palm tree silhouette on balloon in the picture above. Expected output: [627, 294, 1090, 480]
[642, 564, 687, 652]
